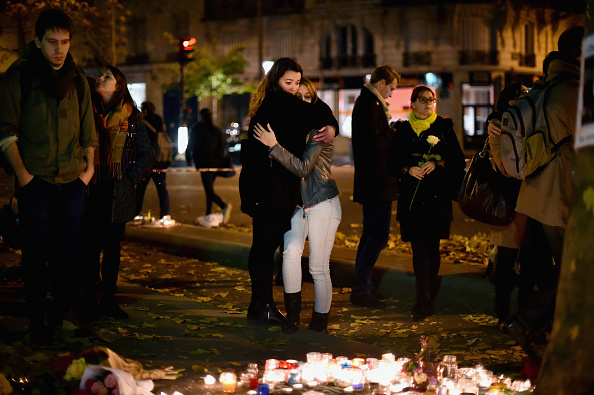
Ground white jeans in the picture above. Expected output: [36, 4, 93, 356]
[282, 197, 342, 313]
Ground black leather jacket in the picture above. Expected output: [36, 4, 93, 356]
[269, 129, 339, 210]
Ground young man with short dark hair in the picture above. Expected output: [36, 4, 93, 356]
[0, 9, 97, 343]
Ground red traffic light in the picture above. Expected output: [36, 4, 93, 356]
[182, 37, 196, 50]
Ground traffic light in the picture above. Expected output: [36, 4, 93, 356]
[179, 37, 196, 65]
[440, 72, 453, 99]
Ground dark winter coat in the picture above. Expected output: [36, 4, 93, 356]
[239, 90, 338, 231]
[187, 120, 226, 169]
[0, 41, 97, 184]
[389, 116, 466, 241]
[111, 119, 153, 223]
[351, 86, 398, 204]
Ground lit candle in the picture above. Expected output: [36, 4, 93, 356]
[220, 372, 237, 393]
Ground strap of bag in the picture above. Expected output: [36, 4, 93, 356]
[142, 119, 157, 134]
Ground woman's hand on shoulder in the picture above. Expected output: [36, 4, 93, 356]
[253, 123, 278, 148]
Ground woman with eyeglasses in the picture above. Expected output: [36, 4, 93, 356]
[388, 85, 466, 321]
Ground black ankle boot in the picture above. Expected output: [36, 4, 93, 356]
[247, 302, 285, 325]
[282, 292, 302, 334]
[308, 310, 329, 333]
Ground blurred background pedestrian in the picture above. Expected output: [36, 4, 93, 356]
[135, 101, 171, 222]
[186, 108, 232, 226]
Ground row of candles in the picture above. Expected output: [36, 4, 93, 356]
[201, 352, 533, 394]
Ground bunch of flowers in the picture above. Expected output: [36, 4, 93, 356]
[78, 373, 120, 395]
[402, 336, 437, 390]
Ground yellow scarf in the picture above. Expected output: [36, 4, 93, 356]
[94, 101, 132, 180]
[408, 111, 437, 136]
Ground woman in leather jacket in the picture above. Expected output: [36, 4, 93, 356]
[239, 58, 338, 325]
[253, 78, 341, 334]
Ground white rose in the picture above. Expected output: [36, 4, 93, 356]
[426, 135, 440, 146]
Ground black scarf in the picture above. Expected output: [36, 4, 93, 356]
[26, 41, 77, 99]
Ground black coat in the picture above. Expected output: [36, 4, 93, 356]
[389, 116, 466, 241]
[187, 121, 226, 169]
[239, 91, 339, 230]
[351, 87, 398, 204]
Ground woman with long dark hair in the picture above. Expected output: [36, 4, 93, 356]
[239, 58, 338, 325]
[76, 66, 153, 321]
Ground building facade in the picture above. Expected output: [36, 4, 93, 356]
[0, 0, 585, 153]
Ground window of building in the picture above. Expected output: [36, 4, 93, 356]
[273, 28, 293, 58]
[462, 83, 493, 149]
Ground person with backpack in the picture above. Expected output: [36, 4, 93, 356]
[135, 101, 171, 221]
[485, 83, 532, 333]
[186, 108, 232, 225]
[75, 66, 153, 321]
[0, 9, 97, 344]
[489, 26, 583, 358]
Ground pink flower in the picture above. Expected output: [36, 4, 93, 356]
[104, 373, 118, 389]
[90, 380, 108, 395]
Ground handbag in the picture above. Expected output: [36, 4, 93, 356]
[457, 138, 522, 226]
[219, 155, 236, 178]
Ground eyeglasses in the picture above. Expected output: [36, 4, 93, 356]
[417, 97, 436, 104]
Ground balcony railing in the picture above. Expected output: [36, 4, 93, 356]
[458, 50, 499, 66]
[512, 53, 536, 67]
[320, 54, 376, 70]
[403, 51, 432, 67]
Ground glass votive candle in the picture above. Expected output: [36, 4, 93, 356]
[220, 372, 237, 393]
[257, 383, 270, 395]
[382, 353, 395, 362]
[265, 359, 280, 371]
[352, 358, 365, 367]
[307, 352, 322, 364]
[366, 358, 379, 369]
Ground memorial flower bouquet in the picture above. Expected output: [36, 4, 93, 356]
[403, 336, 437, 390]
[409, 135, 441, 210]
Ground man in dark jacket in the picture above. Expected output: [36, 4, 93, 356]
[186, 108, 232, 223]
[0, 9, 97, 343]
[135, 101, 171, 220]
[350, 65, 400, 308]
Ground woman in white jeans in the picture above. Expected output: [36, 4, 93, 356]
[254, 78, 341, 333]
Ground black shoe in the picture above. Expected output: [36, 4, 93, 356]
[247, 303, 284, 325]
[507, 320, 537, 358]
[373, 290, 391, 301]
[411, 302, 435, 322]
[100, 301, 129, 319]
[350, 293, 386, 308]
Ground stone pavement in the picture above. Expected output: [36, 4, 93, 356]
[118, 222, 488, 393]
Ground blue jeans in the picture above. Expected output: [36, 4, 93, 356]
[283, 198, 341, 313]
[135, 171, 170, 218]
[16, 176, 86, 319]
[352, 201, 392, 296]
